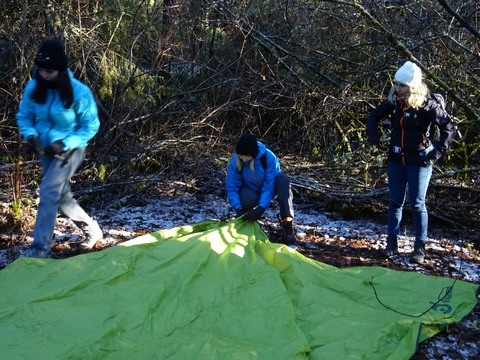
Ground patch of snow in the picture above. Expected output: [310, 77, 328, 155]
[3, 194, 478, 279]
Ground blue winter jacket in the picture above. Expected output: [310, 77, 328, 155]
[16, 69, 99, 151]
[226, 141, 280, 211]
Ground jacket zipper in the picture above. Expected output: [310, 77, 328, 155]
[399, 102, 406, 165]
[45, 91, 56, 142]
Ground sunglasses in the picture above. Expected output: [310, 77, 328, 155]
[394, 82, 408, 88]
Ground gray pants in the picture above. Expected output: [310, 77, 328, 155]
[240, 172, 294, 219]
[31, 147, 96, 253]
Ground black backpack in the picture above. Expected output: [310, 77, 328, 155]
[427, 93, 444, 144]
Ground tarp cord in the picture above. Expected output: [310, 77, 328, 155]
[369, 240, 468, 317]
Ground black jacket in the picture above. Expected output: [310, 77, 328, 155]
[366, 96, 456, 166]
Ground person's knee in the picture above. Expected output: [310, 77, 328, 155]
[411, 204, 427, 213]
[39, 188, 62, 205]
[242, 199, 257, 211]
[240, 186, 260, 210]
[389, 199, 403, 209]
[275, 172, 289, 184]
[275, 172, 290, 192]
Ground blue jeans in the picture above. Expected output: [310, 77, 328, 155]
[30, 148, 97, 255]
[387, 160, 432, 242]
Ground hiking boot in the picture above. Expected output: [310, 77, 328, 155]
[410, 240, 426, 264]
[383, 235, 399, 256]
[80, 220, 103, 250]
[281, 220, 296, 245]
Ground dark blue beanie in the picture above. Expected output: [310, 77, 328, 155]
[235, 134, 259, 157]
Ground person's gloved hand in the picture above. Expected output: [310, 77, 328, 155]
[419, 145, 434, 157]
[28, 135, 44, 155]
[235, 208, 246, 218]
[46, 141, 65, 155]
[420, 145, 435, 165]
[244, 206, 265, 221]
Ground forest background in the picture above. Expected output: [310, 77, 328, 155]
[0, 0, 479, 249]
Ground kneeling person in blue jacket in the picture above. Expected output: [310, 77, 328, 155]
[226, 133, 296, 244]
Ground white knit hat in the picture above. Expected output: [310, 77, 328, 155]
[394, 61, 422, 88]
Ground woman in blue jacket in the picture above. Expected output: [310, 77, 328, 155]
[16, 39, 102, 258]
[366, 61, 456, 263]
[226, 133, 295, 244]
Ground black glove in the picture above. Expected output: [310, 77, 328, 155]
[244, 206, 265, 221]
[235, 208, 246, 218]
[28, 135, 44, 155]
[46, 141, 65, 155]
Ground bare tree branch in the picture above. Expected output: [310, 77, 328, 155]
[437, 0, 480, 40]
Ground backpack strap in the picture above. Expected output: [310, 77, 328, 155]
[428, 93, 446, 144]
[431, 93, 446, 111]
[411, 94, 442, 144]
[260, 152, 267, 169]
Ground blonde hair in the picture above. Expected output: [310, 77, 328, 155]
[235, 155, 255, 173]
[387, 82, 429, 109]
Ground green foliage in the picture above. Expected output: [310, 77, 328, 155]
[136, 157, 162, 172]
[98, 64, 164, 113]
[309, 142, 320, 160]
[97, 163, 108, 182]
[11, 199, 22, 224]
[112, 197, 128, 210]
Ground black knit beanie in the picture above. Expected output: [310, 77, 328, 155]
[235, 133, 259, 158]
[34, 40, 68, 71]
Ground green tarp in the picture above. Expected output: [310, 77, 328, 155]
[0, 219, 478, 359]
